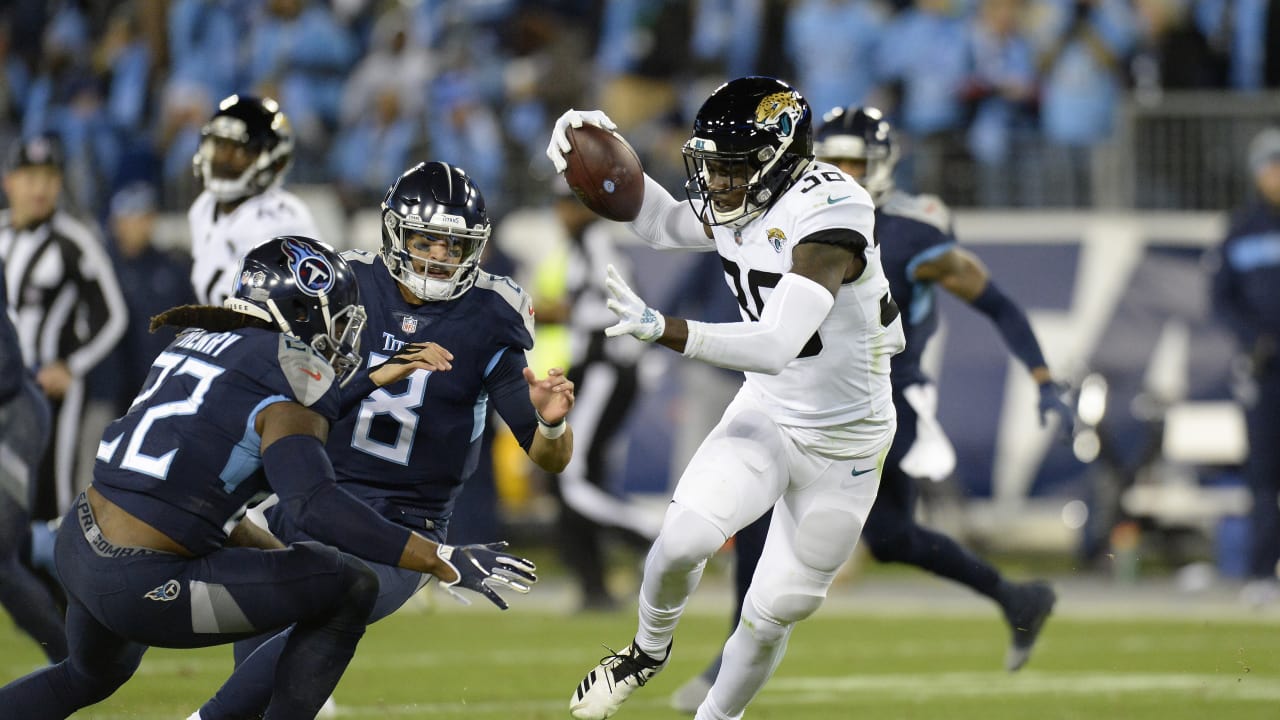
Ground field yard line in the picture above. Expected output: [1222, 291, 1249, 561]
[772, 671, 1280, 699]
[55, 672, 1280, 719]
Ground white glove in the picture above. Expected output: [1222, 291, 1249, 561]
[545, 109, 619, 173]
[604, 264, 665, 342]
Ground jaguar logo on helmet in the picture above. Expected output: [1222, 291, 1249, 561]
[754, 92, 802, 141]
[281, 237, 335, 297]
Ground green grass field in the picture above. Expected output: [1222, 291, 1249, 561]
[3, 576, 1278, 720]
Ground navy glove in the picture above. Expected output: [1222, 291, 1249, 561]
[437, 541, 538, 610]
[1038, 381, 1075, 439]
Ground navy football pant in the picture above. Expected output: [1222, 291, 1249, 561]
[0, 496, 379, 719]
[1246, 373, 1280, 579]
[0, 382, 66, 662]
[200, 510, 440, 720]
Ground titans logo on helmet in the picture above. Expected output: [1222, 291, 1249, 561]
[281, 237, 335, 297]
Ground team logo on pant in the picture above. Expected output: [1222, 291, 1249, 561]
[144, 579, 181, 602]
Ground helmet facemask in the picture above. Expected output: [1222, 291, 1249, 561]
[382, 209, 489, 301]
[249, 295, 367, 387]
[194, 116, 292, 203]
[682, 138, 797, 228]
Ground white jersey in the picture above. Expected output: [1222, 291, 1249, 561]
[708, 161, 903, 429]
[632, 160, 904, 438]
[188, 188, 321, 306]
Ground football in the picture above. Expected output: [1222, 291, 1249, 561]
[562, 124, 644, 222]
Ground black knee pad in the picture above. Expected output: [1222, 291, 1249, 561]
[332, 554, 379, 627]
[291, 542, 380, 628]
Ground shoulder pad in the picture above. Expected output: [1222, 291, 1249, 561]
[475, 272, 536, 342]
[880, 191, 952, 233]
[276, 334, 335, 407]
[342, 249, 378, 265]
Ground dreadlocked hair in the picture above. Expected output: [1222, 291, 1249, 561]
[150, 305, 275, 333]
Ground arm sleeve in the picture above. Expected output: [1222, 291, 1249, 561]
[264, 434, 412, 566]
[683, 272, 834, 374]
[628, 175, 717, 251]
[969, 280, 1048, 372]
[484, 348, 539, 451]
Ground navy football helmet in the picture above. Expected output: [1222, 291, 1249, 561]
[381, 161, 490, 301]
[193, 95, 295, 203]
[224, 236, 366, 385]
[682, 76, 813, 228]
[814, 106, 898, 203]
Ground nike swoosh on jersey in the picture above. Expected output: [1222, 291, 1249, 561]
[850, 466, 875, 476]
[827, 195, 851, 204]
[301, 368, 322, 381]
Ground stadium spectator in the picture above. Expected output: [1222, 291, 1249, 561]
[964, 0, 1039, 207]
[0, 256, 66, 665]
[0, 134, 127, 524]
[1194, 0, 1280, 91]
[188, 95, 320, 307]
[329, 86, 416, 216]
[874, 0, 973, 198]
[1211, 126, 1280, 606]
[671, 106, 1068, 711]
[1032, 0, 1138, 206]
[192, 162, 575, 720]
[548, 78, 906, 720]
[784, 0, 886, 126]
[0, 235, 536, 719]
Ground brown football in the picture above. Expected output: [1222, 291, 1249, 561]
[562, 124, 644, 222]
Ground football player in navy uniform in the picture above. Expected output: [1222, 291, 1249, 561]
[0, 236, 537, 720]
[192, 162, 575, 720]
[669, 106, 1073, 712]
[1213, 127, 1280, 606]
[0, 257, 66, 663]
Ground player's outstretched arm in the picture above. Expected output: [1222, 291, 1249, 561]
[257, 402, 536, 608]
[602, 240, 855, 374]
[918, 247, 1074, 432]
[545, 108, 710, 250]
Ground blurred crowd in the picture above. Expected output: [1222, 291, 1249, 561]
[2, 0, 1278, 224]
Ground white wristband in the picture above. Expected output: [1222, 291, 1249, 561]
[536, 411, 567, 440]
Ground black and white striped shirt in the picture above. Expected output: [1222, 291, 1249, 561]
[0, 209, 127, 377]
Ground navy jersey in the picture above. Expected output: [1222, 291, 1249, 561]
[875, 190, 958, 386]
[1213, 201, 1280, 345]
[330, 251, 537, 524]
[93, 327, 342, 554]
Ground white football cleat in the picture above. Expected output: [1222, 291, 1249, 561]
[570, 640, 670, 719]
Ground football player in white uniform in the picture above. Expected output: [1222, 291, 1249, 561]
[188, 95, 320, 306]
[547, 77, 905, 720]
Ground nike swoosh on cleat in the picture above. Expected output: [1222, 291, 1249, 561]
[850, 467, 874, 476]
[827, 195, 851, 204]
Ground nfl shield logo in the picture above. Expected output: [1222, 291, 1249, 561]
[400, 315, 418, 334]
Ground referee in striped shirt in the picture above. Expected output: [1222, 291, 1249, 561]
[0, 134, 127, 522]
